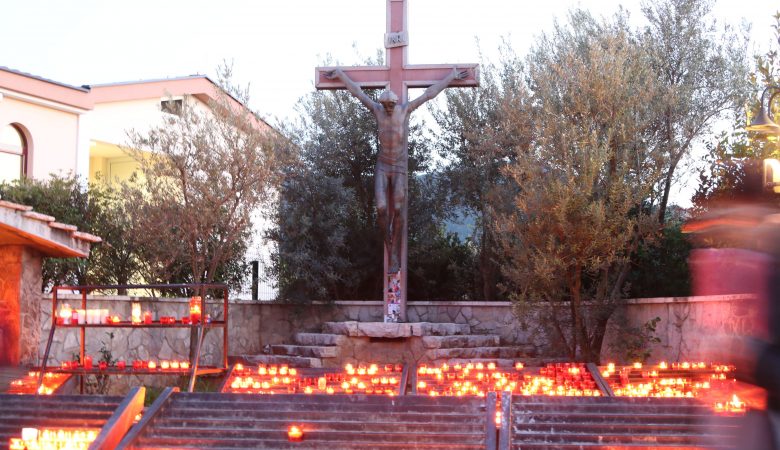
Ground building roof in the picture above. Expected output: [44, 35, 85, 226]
[0, 200, 100, 258]
[0, 68, 273, 131]
[0, 66, 92, 110]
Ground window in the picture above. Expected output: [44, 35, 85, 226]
[160, 99, 183, 116]
[0, 124, 26, 183]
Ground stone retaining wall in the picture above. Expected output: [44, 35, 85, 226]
[36, 294, 762, 369]
[602, 294, 763, 364]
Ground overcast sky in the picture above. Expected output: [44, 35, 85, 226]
[3, 0, 776, 120]
[3, 0, 777, 206]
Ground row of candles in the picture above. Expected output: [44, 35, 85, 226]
[600, 361, 746, 413]
[58, 358, 190, 371]
[415, 362, 602, 397]
[56, 297, 205, 325]
[9, 428, 98, 450]
[8, 371, 70, 395]
[225, 363, 402, 395]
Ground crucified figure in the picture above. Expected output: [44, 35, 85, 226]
[325, 67, 468, 274]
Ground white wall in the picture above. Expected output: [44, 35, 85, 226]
[0, 96, 81, 180]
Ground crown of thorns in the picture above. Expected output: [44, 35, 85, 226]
[379, 89, 399, 103]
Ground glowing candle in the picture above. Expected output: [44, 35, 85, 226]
[131, 302, 142, 324]
[143, 311, 153, 324]
[180, 361, 190, 370]
[160, 361, 170, 370]
[148, 361, 157, 370]
[21, 428, 38, 442]
[189, 297, 202, 323]
[59, 304, 72, 325]
[288, 425, 303, 441]
[171, 361, 180, 370]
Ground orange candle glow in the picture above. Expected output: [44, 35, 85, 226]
[288, 425, 303, 441]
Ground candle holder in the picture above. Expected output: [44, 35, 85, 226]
[189, 296, 202, 324]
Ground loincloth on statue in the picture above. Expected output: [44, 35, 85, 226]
[376, 156, 407, 174]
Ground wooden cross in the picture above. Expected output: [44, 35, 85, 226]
[315, 0, 478, 322]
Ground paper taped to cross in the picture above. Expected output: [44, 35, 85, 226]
[385, 271, 402, 323]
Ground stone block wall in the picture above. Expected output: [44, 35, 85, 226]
[0, 246, 42, 366]
[37, 295, 263, 368]
[36, 294, 762, 372]
[601, 294, 764, 364]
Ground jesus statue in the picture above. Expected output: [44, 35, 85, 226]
[325, 67, 469, 274]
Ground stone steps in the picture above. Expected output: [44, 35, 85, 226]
[243, 321, 537, 369]
[0, 394, 123, 445]
[421, 334, 500, 349]
[272, 344, 340, 358]
[128, 392, 490, 449]
[295, 332, 348, 346]
[322, 321, 471, 337]
[426, 346, 534, 360]
[509, 396, 740, 448]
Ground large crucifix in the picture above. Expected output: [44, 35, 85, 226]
[315, 0, 479, 322]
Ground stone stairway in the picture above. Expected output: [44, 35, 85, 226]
[241, 321, 536, 369]
[124, 392, 492, 449]
[0, 393, 124, 444]
[508, 395, 741, 449]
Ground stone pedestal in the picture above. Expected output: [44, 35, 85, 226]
[0, 245, 42, 365]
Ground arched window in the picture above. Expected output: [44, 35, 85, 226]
[0, 124, 26, 183]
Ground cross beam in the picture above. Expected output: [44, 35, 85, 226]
[316, 64, 479, 98]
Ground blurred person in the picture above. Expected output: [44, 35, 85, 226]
[686, 174, 780, 448]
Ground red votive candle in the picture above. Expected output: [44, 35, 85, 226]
[98, 361, 107, 370]
[144, 311, 153, 324]
[84, 355, 93, 369]
[117, 360, 126, 370]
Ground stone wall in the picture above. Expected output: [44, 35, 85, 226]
[601, 294, 764, 364]
[36, 294, 762, 369]
[0, 246, 42, 365]
[38, 295, 263, 368]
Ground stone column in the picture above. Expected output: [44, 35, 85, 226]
[0, 245, 42, 366]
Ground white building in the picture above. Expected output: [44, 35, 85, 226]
[0, 67, 277, 300]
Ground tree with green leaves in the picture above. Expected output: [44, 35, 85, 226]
[124, 65, 283, 293]
[496, 10, 666, 362]
[641, 0, 750, 225]
[0, 175, 140, 291]
[429, 46, 531, 301]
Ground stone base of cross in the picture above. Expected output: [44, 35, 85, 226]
[315, 0, 478, 322]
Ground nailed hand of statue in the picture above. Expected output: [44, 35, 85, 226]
[455, 68, 469, 80]
[324, 69, 341, 80]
